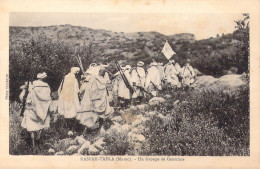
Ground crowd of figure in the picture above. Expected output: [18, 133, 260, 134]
[19, 57, 196, 150]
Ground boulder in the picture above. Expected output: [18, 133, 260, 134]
[194, 74, 247, 92]
[93, 137, 106, 151]
[67, 131, 74, 137]
[147, 111, 156, 117]
[121, 124, 131, 132]
[136, 104, 149, 110]
[111, 116, 123, 123]
[57, 138, 74, 151]
[132, 134, 146, 142]
[48, 148, 55, 154]
[66, 145, 79, 155]
[78, 141, 91, 155]
[88, 145, 100, 155]
[149, 97, 166, 106]
[55, 151, 64, 155]
[75, 135, 87, 146]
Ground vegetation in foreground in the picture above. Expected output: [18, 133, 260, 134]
[9, 85, 249, 156]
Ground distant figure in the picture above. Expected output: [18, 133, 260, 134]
[145, 61, 162, 97]
[181, 59, 196, 88]
[19, 72, 51, 149]
[77, 68, 114, 134]
[131, 61, 146, 104]
[57, 67, 81, 130]
[164, 58, 181, 89]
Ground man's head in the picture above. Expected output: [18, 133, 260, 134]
[71, 67, 80, 75]
[37, 72, 47, 81]
[137, 61, 144, 67]
[99, 68, 107, 77]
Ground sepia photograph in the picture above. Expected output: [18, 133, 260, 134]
[8, 12, 250, 156]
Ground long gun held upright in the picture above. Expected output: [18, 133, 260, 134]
[20, 67, 35, 117]
[115, 61, 135, 94]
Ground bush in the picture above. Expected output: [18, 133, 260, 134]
[140, 86, 249, 156]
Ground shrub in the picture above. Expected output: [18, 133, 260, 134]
[140, 86, 249, 156]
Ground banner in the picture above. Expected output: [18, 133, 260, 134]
[161, 40, 176, 60]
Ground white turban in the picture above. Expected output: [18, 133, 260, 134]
[137, 61, 144, 67]
[150, 62, 158, 66]
[37, 72, 47, 79]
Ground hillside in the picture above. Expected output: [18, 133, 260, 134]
[10, 24, 244, 75]
[9, 24, 246, 101]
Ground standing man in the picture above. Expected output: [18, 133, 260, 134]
[164, 58, 181, 90]
[181, 59, 196, 88]
[57, 67, 81, 131]
[77, 68, 114, 135]
[145, 61, 162, 97]
[131, 61, 146, 104]
[19, 72, 52, 150]
[117, 65, 133, 108]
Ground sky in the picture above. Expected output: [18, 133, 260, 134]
[9, 12, 244, 40]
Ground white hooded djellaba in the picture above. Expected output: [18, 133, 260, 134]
[58, 67, 80, 119]
[19, 72, 51, 132]
[77, 73, 114, 128]
[145, 62, 162, 96]
[131, 61, 146, 98]
[164, 60, 181, 87]
[181, 61, 196, 86]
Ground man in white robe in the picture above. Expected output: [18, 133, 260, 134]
[58, 67, 80, 130]
[164, 59, 181, 89]
[181, 59, 196, 88]
[77, 68, 114, 134]
[19, 72, 51, 149]
[112, 65, 133, 108]
[145, 61, 162, 97]
[131, 61, 146, 104]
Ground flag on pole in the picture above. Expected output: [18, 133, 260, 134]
[161, 40, 176, 60]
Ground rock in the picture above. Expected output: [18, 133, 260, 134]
[147, 111, 156, 117]
[93, 137, 106, 151]
[111, 116, 123, 123]
[48, 148, 55, 154]
[99, 126, 107, 136]
[174, 100, 180, 105]
[67, 131, 73, 136]
[78, 141, 91, 155]
[69, 139, 78, 146]
[58, 138, 74, 151]
[164, 94, 171, 99]
[75, 135, 87, 146]
[158, 113, 165, 119]
[100, 150, 107, 155]
[149, 97, 166, 106]
[88, 145, 100, 155]
[131, 127, 144, 134]
[121, 124, 131, 132]
[132, 134, 146, 142]
[127, 132, 133, 138]
[55, 151, 64, 155]
[66, 145, 79, 155]
[131, 119, 143, 127]
[136, 104, 148, 110]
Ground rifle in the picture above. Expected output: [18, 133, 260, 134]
[135, 85, 153, 96]
[115, 61, 135, 94]
[20, 67, 35, 117]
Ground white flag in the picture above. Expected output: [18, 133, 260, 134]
[161, 40, 176, 60]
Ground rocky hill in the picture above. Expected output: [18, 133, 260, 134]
[10, 24, 244, 77]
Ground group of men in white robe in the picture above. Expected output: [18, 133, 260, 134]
[19, 57, 196, 150]
[112, 58, 196, 107]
